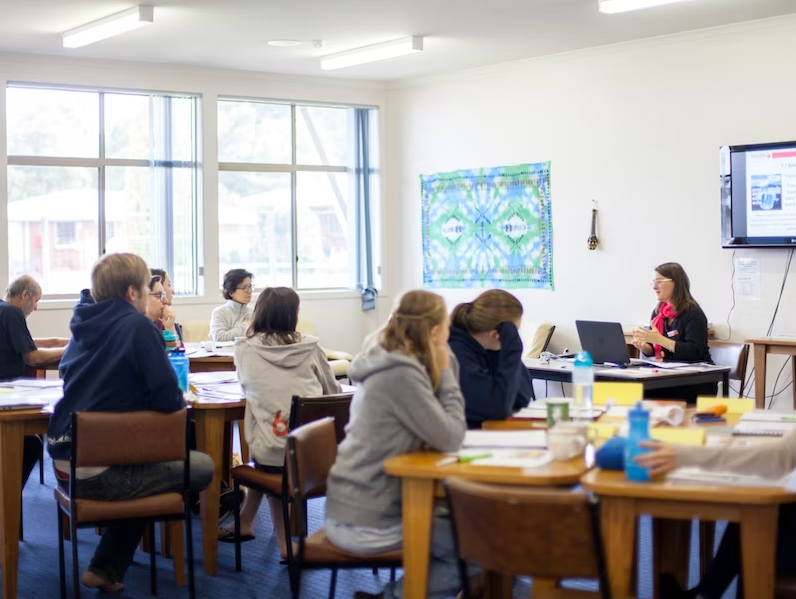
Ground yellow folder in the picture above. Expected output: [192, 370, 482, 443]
[696, 397, 754, 414]
[650, 428, 706, 446]
[593, 382, 644, 406]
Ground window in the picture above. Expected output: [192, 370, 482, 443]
[218, 100, 379, 291]
[6, 86, 201, 296]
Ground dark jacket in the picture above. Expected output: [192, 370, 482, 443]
[448, 322, 533, 429]
[643, 303, 713, 363]
[47, 298, 184, 460]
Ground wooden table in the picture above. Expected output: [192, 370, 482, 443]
[0, 407, 50, 598]
[524, 358, 730, 398]
[582, 469, 796, 599]
[383, 452, 588, 599]
[746, 337, 796, 409]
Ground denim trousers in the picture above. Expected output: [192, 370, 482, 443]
[57, 451, 214, 582]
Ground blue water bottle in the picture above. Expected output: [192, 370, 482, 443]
[168, 348, 189, 393]
[625, 401, 651, 481]
[572, 351, 594, 420]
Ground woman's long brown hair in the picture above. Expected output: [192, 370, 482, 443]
[450, 289, 523, 334]
[247, 287, 302, 345]
[655, 262, 698, 314]
[380, 290, 448, 391]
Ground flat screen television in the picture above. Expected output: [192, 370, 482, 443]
[721, 140, 796, 248]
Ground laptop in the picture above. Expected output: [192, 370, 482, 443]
[575, 320, 637, 367]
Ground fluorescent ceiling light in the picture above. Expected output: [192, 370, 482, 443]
[63, 6, 154, 48]
[321, 36, 423, 71]
[598, 0, 695, 14]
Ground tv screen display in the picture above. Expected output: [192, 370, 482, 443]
[721, 141, 796, 248]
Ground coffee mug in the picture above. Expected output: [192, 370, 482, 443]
[547, 422, 598, 461]
[205, 339, 216, 352]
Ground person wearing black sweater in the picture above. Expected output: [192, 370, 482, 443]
[631, 262, 715, 402]
[448, 290, 533, 429]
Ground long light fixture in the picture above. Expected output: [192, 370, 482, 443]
[598, 0, 695, 14]
[320, 36, 423, 71]
[63, 6, 154, 48]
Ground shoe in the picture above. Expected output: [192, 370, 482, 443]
[659, 573, 696, 599]
[218, 530, 255, 543]
[353, 592, 383, 599]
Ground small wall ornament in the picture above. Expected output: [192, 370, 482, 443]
[588, 200, 599, 250]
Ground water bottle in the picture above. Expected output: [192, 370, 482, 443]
[572, 351, 594, 420]
[625, 401, 651, 482]
[168, 348, 190, 394]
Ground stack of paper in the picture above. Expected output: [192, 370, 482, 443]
[668, 467, 793, 488]
[462, 430, 547, 449]
[734, 412, 796, 436]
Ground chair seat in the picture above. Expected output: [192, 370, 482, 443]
[296, 528, 402, 564]
[231, 465, 284, 494]
[55, 487, 183, 523]
[328, 359, 350, 377]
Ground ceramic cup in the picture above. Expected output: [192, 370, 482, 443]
[205, 339, 216, 352]
[547, 421, 597, 461]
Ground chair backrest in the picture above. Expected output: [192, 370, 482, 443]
[72, 408, 188, 468]
[708, 341, 749, 383]
[445, 478, 609, 593]
[180, 320, 210, 343]
[526, 322, 555, 359]
[289, 393, 353, 443]
[287, 417, 338, 538]
[593, 381, 643, 406]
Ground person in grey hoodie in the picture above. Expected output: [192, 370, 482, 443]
[324, 290, 468, 599]
[218, 287, 339, 554]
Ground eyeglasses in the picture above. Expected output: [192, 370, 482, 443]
[650, 278, 672, 286]
[236, 285, 255, 292]
[149, 291, 166, 299]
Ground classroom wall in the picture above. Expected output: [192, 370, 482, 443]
[0, 52, 391, 354]
[386, 14, 796, 406]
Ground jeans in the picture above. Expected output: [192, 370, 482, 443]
[326, 511, 473, 599]
[56, 451, 214, 583]
[697, 503, 796, 599]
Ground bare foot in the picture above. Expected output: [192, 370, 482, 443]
[80, 570, 124, 593]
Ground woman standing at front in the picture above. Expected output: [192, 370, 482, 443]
[631, 262, 715, 401]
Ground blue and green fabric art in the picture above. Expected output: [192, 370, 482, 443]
[421, 162, 553, 290]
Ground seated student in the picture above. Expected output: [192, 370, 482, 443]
[47, 253, 214, 593]
[631, 262, 715, 402]
[210, 269, 254, 342]
[448, 289, 533, 429]
[637, 433, 796, 599]
[325, 290, 469, 599]
[218, 287, 339, 553]
[145, 275, 169, 331]
[150, 268, 181, 339]
[0, 276, 68, 490]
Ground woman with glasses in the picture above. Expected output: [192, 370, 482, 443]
[631, 262, 714, 401]
[151, 268, 181, 339]
[145, 275, 168, 328]
[210, 269, 255, 342]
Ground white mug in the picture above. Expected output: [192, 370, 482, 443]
[547, 422, 597, 461]
[205, 339, 216, 352]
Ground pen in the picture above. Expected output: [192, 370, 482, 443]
[458, 453, 492, 463]
[436, 456, 458, 467]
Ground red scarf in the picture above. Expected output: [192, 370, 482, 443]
[651, 302, 677, 359]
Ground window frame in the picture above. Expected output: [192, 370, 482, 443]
[6, 83, 202, 300]
[217, 97, 378, 292]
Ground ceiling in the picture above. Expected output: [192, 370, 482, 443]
[0, 0, 794, 81]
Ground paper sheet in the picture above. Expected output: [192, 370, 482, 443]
[462, 430, 547, 449]
[668, 467, 791, 488]
[736, 257, 761, 302]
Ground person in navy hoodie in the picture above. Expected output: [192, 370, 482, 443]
[47, 253, 214, 593]
[448, 289, 533, 429]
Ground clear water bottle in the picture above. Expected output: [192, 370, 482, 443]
[625, 401, 651, 482]
[572, 351, 594, 419]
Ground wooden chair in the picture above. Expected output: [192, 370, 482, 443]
[55, 408, 196, 599]
[230, 392, 354, 571]
[285, 418, 401, 599]
[445, 478, 621, 599]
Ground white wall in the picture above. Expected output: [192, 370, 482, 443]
[387, 14, 796, 406]
[0, 52, 391, 354]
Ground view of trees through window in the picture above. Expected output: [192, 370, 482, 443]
[6, 86, 199, 296]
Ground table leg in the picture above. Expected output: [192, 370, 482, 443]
[722, 372, 730, 398]
[484, 571, 512, 599]
[600, 496, 637, 598]
[753, 344, 768, 409]
[653, 518, 691, 599]
[400, 477, 435, 599]
[741, 505, 778, 599]
[0, 421, 25, 599]
[193, 409, 226, 576]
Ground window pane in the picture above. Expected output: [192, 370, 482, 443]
[7, 88, 99, 158]
[296, 172, 350, 289]
[296, 105, 351, 167]
[7, 166, 98, 294]
[218, 101, 291, 164]
[219, 172, 292, 288]
[105, 93, 151, 160]
[105, 166, 198, 296]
